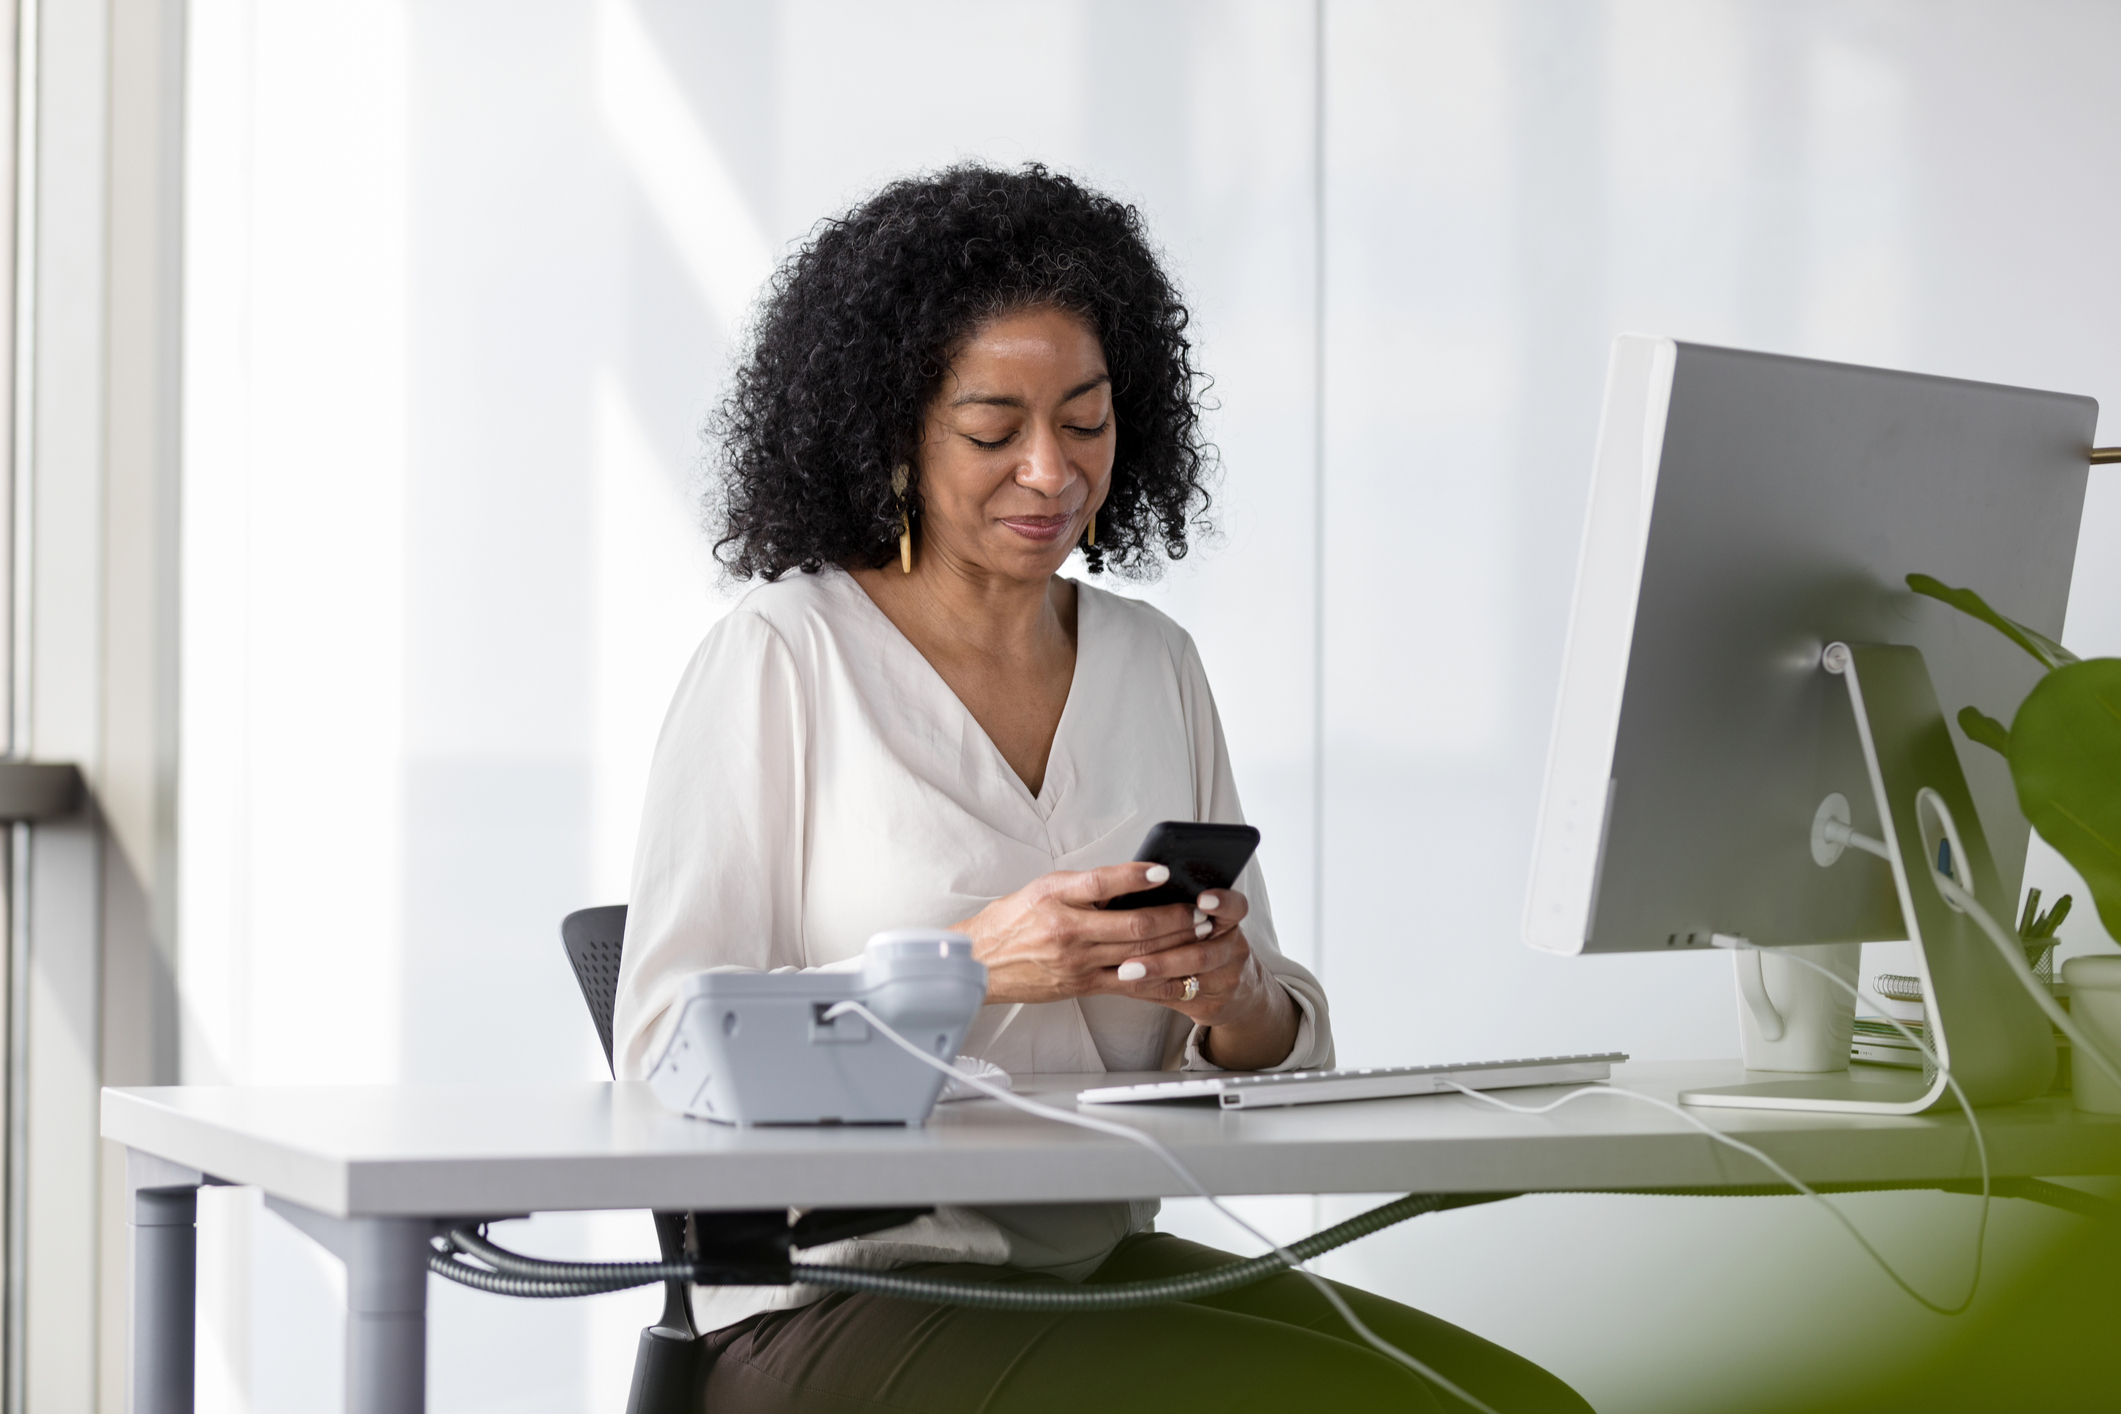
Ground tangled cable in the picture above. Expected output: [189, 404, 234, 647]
[427, 1188, 1509, 1307]
[431, 996, 1520, 1414]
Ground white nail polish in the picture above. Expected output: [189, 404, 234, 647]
[1198, 894, 1220, 911]
[1195, 921, 1212, 938]
[1117, 961, 1148, 981]
[1192, 909, 1206, 925]
[1144, 864, 1171, 885]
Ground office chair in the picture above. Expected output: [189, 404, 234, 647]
[560, 905, 701, 1414]
[560, 905, 930, 1414]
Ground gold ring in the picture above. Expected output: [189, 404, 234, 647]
[1180, 976, 1200, 1003]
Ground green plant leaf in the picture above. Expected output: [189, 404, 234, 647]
[1907, 574, 2079, 672]
[2008, 659, 2121, 940]
[1956, 705, 2012, 756]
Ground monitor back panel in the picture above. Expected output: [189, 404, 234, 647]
[1528, 338, 2095, 955]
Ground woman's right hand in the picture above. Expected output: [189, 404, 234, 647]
[953, 863, 1209, 1005]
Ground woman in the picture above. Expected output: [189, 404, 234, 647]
[614, 165, 1589, 1414]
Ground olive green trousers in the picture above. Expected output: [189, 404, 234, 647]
[696, 1232, 1594, 1413]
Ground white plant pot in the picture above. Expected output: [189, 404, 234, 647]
[2062, 955, 2121, 1114]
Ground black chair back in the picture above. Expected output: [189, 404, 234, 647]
[560, 904, 629, 1077]
[556, 898, 929, 1414]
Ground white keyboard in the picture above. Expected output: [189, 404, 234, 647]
[1077, 1052, 1627, 1111]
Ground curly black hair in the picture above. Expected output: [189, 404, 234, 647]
[707, 163, 1215, 581]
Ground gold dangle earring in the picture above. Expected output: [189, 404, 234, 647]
[1087, 509, 1096, 547]
[893, 464, 914, 573]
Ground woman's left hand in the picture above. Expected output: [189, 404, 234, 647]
[1109, 889, 1300, 1071]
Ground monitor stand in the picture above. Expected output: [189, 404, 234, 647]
[1680, 641, 2056, 1116]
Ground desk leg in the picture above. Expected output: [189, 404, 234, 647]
[128, 1187, 197, 1414]
[345, 1217, 430, 1414]
[125, 1149, 204, 1414]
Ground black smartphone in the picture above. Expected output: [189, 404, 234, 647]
[1105, 821, 1260, 911]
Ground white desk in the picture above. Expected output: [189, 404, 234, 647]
[103, 1062, 2121, 1414]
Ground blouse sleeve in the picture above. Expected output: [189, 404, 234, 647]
[612, 610, 809, 1080]
[1175, 636, 1335, 1073]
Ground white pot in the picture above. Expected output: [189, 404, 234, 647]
[2061, 955, 2121, 1114]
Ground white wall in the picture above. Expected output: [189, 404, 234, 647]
[179, 3, 2121, 1411]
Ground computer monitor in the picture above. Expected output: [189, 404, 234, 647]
[1525, 336, 2096, 1112]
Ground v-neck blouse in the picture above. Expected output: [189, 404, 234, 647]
[613, 567, 1332, 1320]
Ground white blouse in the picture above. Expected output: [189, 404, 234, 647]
[614, 566, 1333, 1326]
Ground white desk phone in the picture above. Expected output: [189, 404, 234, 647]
[647, 928, 989, 1125]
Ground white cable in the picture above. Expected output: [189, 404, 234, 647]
[1928, 869, 2121, 1093]
[1447, 936, 1995, 1316]
[1450, 1030, 1976, 1314]
[823, 999, 1502, 1414]
[1733, 940, 1988, 1313]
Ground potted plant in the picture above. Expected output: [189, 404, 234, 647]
[1910, 572, 2120, 941]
